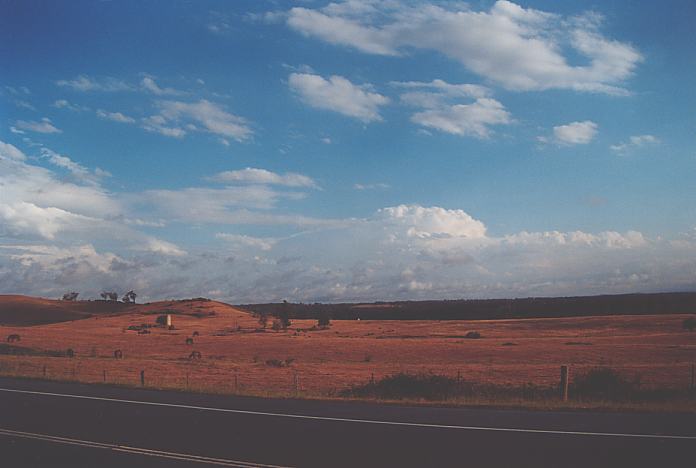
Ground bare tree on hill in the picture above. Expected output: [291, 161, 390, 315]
[122, 290, 137, 303]
[100, 291, 118, 301]
[61, 292, 79, 301]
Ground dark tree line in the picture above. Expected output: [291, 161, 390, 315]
[240, 292, 696, 321]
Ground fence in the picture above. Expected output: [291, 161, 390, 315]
[1, 354, 694, 403]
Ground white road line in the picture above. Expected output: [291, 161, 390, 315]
[0, 387, 694, 440]
[0, 428, 291, 468]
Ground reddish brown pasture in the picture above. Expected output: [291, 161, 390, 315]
[1, 297, 695, 398]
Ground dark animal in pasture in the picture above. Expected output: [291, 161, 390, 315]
[113, 349, 123, 359]
[6, 334, 20, 343]
[189, 351, 202, 360]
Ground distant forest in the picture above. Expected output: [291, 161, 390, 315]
[239, 292, 696, 321]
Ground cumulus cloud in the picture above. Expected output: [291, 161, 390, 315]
[38, 147, 110, 185]
[354, 182, 390, 190]
[552, 120, 598, 145]
[286, 1, 642, 94]
[52, 99, 89, 112]
[216, 233, 277, 251]
[378, 205, 487, 240]
[56, 75, 133, 92]
[14, 118, 62, 134]
[0, 140, 27, 161]
[208, 168, 317, 188]
[96, 109, 136, 124]
[610, 134, 660, 153]
[140, 76, 182, 96]
[392, 79, 512, 137]
[289, 72, 389, 122]
[411, 98, 512, 138]
[2, 182, 695, 302]
[143, 99, 252, 142]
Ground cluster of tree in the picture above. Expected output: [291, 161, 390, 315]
[100, 292, 118, 301]
[61, 292, 79, 301]
[254, 301, 293, 330]
[240, 292, 696, 321]
[62, 290, 137, 303]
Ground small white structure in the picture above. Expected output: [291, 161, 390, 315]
[166, 314, 172, 327]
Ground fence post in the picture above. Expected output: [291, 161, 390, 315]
[103, 369, 106, 383]
[560, 365, 569, 401]
[43, 365, 46, 378]
[234, 370, 238, 393]
[186, 372, 189, 389]
[370, 372, 375, 384]
[691, 363, 695, 392]
[140, 369, 145, 387]
[293, 372, 299, 396]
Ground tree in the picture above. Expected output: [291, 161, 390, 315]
[317, 311, 331, 328]
[278, 300, 291, 330]
[256, 312, 268, 329]
[100, 291, 118, 301]
[122, 290, 137, 303]
[62, 292, 79, 301]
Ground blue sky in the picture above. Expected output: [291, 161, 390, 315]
[1, 0, 695, 302]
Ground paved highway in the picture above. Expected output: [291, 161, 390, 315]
[0, 377, 694, 467]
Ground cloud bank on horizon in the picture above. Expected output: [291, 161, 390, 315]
[1, 1, 695, 303]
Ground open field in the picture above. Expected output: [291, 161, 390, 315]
[1, 296, 695, 410]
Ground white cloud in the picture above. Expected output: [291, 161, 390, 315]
[0, 202, 95, 240]
[208, 168, 318, 188]
[410, 97, 512, 138]
[286, 1, 642, 94]
[216, 233, 277, 251]
[354, 182, 390, 190]
[392, 79, 491, 102]
[39, 147, 108, 185]
[378, 205, 487, 240]
[289, 73, 389, 122]
[145, 99, 253, 142]
[610, 134, 660, 153]
[141, 115, 186, 138]
[52, 99, 89, 112]
[0, 141, 27, 161]
[140, 76, 182, 96]
[139, 238, 187, 256]
[14, 118, 62, 134]
[96, 109, 136, 124]
[552, 120, 598, 145]
[392, 79, 511, 137]
[56, 75, 133, 92]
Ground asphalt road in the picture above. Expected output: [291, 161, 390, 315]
[0, 377, 694, 467]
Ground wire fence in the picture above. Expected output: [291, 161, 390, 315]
[1, 354, 694, 401]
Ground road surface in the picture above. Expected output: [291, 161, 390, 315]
[0, 377, 694, 467]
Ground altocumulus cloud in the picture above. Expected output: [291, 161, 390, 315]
[289, 72, 389, 122]
[285, 1, 642, 95]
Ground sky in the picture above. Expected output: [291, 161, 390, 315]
[1, 0, 695, 303]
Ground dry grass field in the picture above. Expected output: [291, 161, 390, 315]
[1, 296, 695, 409]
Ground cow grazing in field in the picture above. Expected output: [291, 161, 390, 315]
[189, 351, 202, 360]
[66, 348, 75, 358]
[113, 349, 123, 359]
[185, 337, 194, 345]
[6, 334, 20, 343]
[138, 329, 150, 335]
[192, 331, 199, 337]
